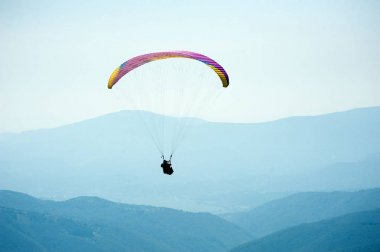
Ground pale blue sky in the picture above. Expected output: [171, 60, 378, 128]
[1, 0, 379, 132]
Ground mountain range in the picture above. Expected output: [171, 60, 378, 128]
[2, 189, 380, 252]
[1, 106, 379, 212]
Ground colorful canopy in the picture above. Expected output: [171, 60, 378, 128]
[108, 51, 229, 89]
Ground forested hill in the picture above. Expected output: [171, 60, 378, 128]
[230, 209, 380, 252]
[0, 190, 251, 252]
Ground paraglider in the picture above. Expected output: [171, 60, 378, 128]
[161, 155, 173, 175]
[107, 51, 229, 175]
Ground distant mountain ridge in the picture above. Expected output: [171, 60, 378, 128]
[0, 106, 379, 212]
[0, 190, 251, 252]
[223, 188, 380, 238]
[230, 209, 380, 252]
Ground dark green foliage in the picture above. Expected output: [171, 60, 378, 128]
[225, 188, 380, 237]
[0, 190, 251, 252]
[230, 209, 380, 252]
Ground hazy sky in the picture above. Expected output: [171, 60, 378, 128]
[1, 0, 379, 132]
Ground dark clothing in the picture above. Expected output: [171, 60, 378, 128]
[161, 160, 173, 175]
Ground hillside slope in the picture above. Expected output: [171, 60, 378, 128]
[224, 188, 380, 237]
[230, 209, 380, 252]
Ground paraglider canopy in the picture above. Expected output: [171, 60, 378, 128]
[108, 51, 229, 89]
